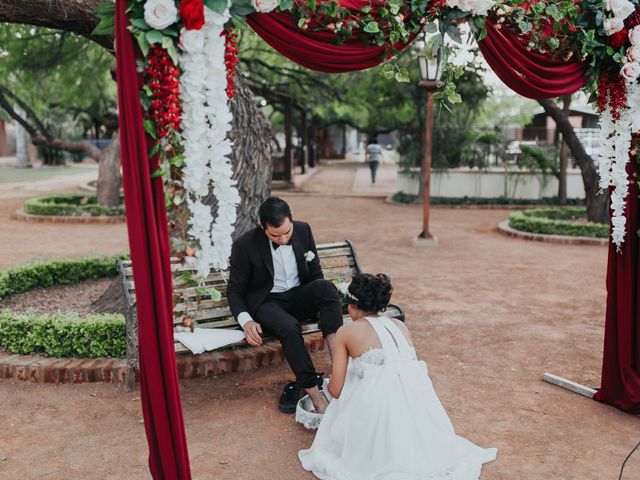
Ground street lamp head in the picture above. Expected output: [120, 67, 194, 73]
[416, 38, 446, 87]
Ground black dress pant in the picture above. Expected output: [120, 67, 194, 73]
[254, 279, 342, 388]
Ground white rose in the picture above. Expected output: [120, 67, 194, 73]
[628, 45, 640, 62]
[179, 28, 204, 53]
[251, 0, 279, 13]
[144, 0, 178, 30]
[603, 16, 625, 36]
[606, 0, 635, 19]
[621, 62, 640, 82]
[630, 26, 640, 46]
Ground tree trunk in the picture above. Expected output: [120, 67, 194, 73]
[14, 106, 32, 169]
[538, 99, 608, 224]
[96, 132, 121, 207]
[222, 69, 272, 239]
[558, 95, 571, 202]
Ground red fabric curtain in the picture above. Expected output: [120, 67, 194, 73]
[593, 161, 640, 413]
[477, 18, 586, 99]
[247, 2, 416, 73]
[115, 1, 192, 478]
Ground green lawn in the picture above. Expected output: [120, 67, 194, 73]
[0, 165, 95, 183]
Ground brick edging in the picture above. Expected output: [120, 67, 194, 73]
[0, 334, 325, 385]
[12, 209, 126, 224]
[497, 220, 608, 246]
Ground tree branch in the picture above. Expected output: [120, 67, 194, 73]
[0, 85, 102, 159]
[0, 0, 114, 52]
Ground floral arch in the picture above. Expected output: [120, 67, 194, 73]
[110, 0, 640, 476]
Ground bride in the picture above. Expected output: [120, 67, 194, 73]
[298, 273, 497, 479]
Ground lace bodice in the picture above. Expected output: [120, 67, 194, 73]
[350, 347, 418, 378]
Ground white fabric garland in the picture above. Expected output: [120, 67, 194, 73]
[597, 80, 639, 249]
[179, 6, 240, 278]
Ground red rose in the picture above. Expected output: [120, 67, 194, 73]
[608, 29, 628, 48]
[180, 0, 205, 30]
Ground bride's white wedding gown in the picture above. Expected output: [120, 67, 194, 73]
[298, 315, 497, 480]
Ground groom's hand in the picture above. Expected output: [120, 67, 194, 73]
[243, 321, 263, 346]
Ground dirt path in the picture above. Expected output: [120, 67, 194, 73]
[1, 173, 639, 479]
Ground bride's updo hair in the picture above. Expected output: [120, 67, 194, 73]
[347, 273, 393, 312]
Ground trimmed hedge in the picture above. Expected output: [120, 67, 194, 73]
[392, 192, 585, 206]
[0, 254, 128, 300]
[0, 310, 125, 358]
[508, 208, 609, 238]
[24, 194, 125, 217]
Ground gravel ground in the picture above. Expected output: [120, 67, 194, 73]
[1, 174, 639, 479]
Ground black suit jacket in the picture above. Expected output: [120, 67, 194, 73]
[226, 221, 324, 319]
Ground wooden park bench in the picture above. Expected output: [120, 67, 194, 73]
[117, 240, 405, 390]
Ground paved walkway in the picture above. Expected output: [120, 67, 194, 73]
[1, 158, 639, 480]
[292, 154, 399, 197]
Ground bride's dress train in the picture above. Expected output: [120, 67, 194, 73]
[298, 316, 497, 479]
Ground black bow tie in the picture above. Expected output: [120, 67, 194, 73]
[272, 240, 291, 250]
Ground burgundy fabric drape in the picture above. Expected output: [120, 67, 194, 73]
[593, 160, 640, 413]
[477, 18, 586, 99]
[115, 1, 192, 478]
[247, 1, 416, 73]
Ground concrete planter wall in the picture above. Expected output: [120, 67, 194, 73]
[397, 167, 586, 199]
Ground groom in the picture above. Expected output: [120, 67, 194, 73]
[227, 197, 342, 413]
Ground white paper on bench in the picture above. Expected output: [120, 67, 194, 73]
[174, 328, 246, 354]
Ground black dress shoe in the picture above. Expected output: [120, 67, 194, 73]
[278, 381, 300, 413]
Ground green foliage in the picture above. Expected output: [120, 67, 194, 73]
[23, 194, 124, 217]
[0, 23, 116, 139]
[0, 254, 128, 300]
[0, 310, 125, 358]
[508, 209, 609, 238]
[392, 193, 585, 206]
[520, 146, 560, 179]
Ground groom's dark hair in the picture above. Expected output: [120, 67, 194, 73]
[259, 197, 293, 229]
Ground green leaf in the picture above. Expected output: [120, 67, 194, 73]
[161, 35, 174, 51]
[446, 24, 462, 43]
[363, 22, 380, 34]
[207, 288, 222, 301]
[165, 43, 179, 64]
[518, 21, 532, 34]
[389, 3, 401, 15]
[203, 0, 229, 14]
[151, 167, 166, 178]
[279, 0, 294, 10]
[169, 153, 185, 168]
[129, 18, 150, 30]
[145, 30, 164, 45]
[92, 17, 114, 36]
[424, 22, 438, 33]
[95, 0, 116, 16]
[361, 5, 372, 13]
[447, 92, 462, 104]
[309, 0, 317, 10]
[143, 119, 157, 139]
[395, 69, 410, 83]
[298, 18, 307, 28]
[136, 32, 150, 56]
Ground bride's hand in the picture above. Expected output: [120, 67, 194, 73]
[243, 321, 263, 346]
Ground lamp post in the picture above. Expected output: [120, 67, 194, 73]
[413, 40, 445, 247]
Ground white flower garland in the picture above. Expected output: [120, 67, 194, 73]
[179, 6, 240, 278]
[597, 80, 639, 249]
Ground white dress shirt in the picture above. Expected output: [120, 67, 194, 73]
[237, 239, 301, 329]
